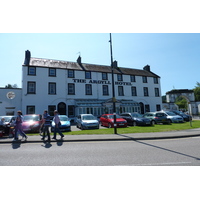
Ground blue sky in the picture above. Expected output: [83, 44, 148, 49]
[1, 1, 200, 97]
[0, 33, 200, 96]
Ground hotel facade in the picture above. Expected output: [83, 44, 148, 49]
[21, 50, 162, 120]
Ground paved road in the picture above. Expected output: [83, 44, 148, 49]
[1, 136, 200, 166]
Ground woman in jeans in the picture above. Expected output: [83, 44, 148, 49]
[14, 111, 28, 141]
[52, 110, 64, 140]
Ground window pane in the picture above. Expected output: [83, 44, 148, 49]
[102, 73, 107, 80]
[27, 82, 36, 94]
[49, 83, 56, 94]
[68, 83, 75, 95]
[68, 70, 74, 78]
[86, 84, 92, 95]
[49, 68, 56, 76]
[28, 67, 36, 75]
[103, 85, 109, 95]
[118, 86, 124, 96]
[85, 71, 91, 79]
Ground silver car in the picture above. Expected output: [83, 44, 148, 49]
[162, 111, 184, 123]
[76, 114, 99, 130]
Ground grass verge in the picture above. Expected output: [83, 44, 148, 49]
[27, 120, 200, 136]
[63, 120, 200, 135]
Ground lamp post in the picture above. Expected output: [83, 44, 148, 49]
[109, 33, 117, 134]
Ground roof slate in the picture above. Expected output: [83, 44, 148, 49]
[27, 57, 160, 78]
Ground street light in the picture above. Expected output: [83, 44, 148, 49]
[109, 33, 117, 134]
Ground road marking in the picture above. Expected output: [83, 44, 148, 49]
[125, 161, 192, 166]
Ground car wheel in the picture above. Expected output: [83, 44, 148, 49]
[151, 120, 155, 126]
[167, 119, 171, 124]
[108, 123, 112, 128]
[81, 125, 84, 130]
[132, 121, 137, 126]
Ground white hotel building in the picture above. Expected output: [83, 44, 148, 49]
[22, 50, 162, 120]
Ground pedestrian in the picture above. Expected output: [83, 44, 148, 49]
[0, 118, 6, 135]
[41, 110, 51, 142]
[39, 116, 45, 136]
[14, 111, 28, 141]
[52, 110, 64, 140]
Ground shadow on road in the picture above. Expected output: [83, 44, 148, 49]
[116, 134, 200, 161]
[41, 141, 52, 148]
[56, 139, 63, 147]
[12, 142, 21, 149]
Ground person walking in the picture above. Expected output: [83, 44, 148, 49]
[14, 111, 28, 141]
[41, 110, 51, 142]
[52, 110, 64, 140]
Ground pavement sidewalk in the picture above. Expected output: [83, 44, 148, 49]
[1, 128, 200, 143]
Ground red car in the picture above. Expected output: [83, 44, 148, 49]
[22, 114, 42, 133]
[100, 114, 127, 128]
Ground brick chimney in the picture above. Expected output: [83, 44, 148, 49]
[24, 50, 31, 66]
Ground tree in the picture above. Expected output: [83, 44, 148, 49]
[5, 84, 18, 88]
[175, 96, 187, 110]
[193, 82, 200, 101]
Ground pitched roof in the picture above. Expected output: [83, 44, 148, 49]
[26, 57, 160, 78]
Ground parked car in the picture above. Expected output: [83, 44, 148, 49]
[160, 111, 184, 123]
[22, 114, 42, 133]
[143, 112, 171, 124]
[171, 110, 192, 122]
[120, 112, 152, 126]
[100, 114, 127, 128]
[0, 116, 16, 136]
[51, 115, 71, 132]
[76, 114, 99, 130]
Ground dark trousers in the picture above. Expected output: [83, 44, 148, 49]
[43, 125, 50, 140]
[54, 126, 64, 138]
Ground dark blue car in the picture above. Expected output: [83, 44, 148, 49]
[120, 112, 152, 126]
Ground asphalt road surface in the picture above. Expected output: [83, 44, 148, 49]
[1, 136, 200, 166]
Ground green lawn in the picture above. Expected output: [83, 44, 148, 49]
[63, 120, 200, 135]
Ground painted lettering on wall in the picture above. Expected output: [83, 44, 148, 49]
[72, 79, 132, 86]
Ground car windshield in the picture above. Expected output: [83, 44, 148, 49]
[82, 115, 95, 120]
[24, 115, 40, 121]
[108, 115, 121, 119]
[0, 116, 12, 122]
[59, 116, 69, 121]
[131, 113, 143, 118]
[166, 112, 176, 116]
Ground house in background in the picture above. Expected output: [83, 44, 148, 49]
[0, 88, 22, 116]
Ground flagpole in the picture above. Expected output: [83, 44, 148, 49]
[109, 33, 117, 134]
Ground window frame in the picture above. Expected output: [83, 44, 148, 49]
[155, 88, 160, 97]
[131, 86, 137, 96]
[27, 81, 36, 94]
[68, 83, 75, 95]
[28, 67, 36, 76]
[68, 70, 75, 78]
[143, 87, 149, 96]
[49, 68, 56, 77]
[154, 77, 159, 84]
[102, 72, 108, 80]
[142, 76, 148, 83]
[117, 74, 123, 81]
[102, 85, 109, 96]
[130, 75, 136, 82]
[85, 84, 92, 95]
[85, 71, 91, 79]
[27, 106, 35, 114]
[118, 86, 124, 96]
[48, 82, 56, 95]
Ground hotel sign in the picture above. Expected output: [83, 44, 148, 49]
[72, 79, 132, 86]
